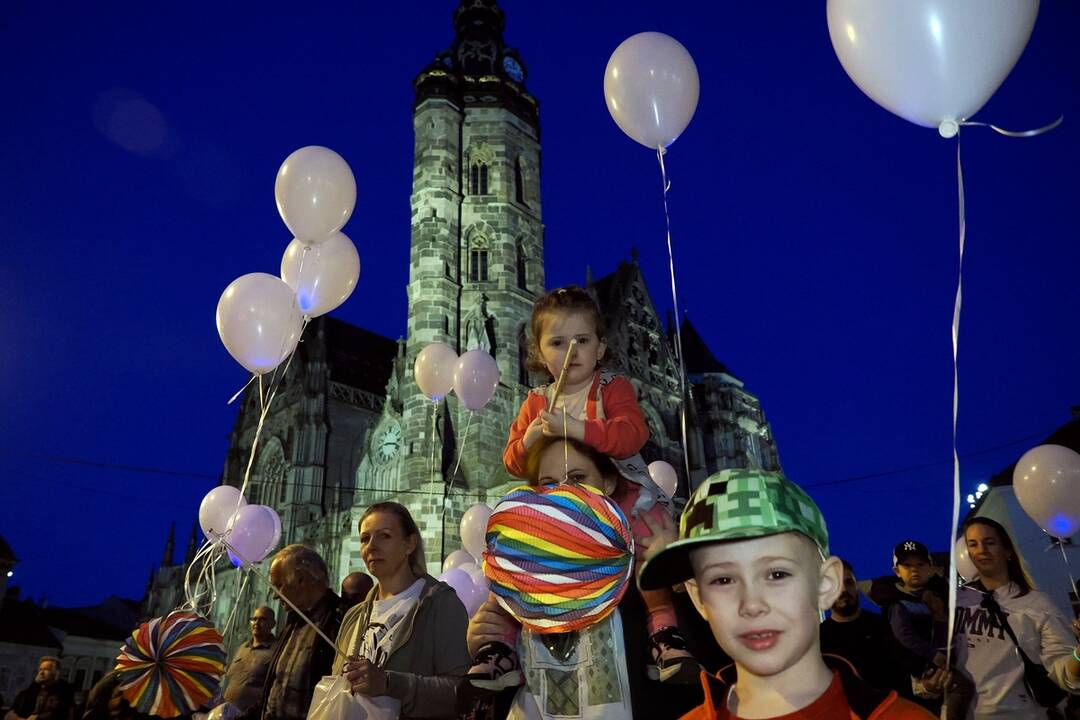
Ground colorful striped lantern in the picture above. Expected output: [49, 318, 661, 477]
[115, 610, 226, 717]
[484, 483, 635, 634]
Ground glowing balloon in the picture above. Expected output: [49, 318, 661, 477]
[647, 460, 678, 499]
[827, 0, 1039, 136]
[442, 549, 475, 574]
[1013, 444, 1080, 539]
[604, 32, 699, 149]
[460, 503, 493, 560]
[227, 504, 281, 565]
[199, 486, 247, 541]
[274, 146, 356, 242]
[280, 232, 360, 318]
[414, 342, 458, 401]
[453, 350, 500, 411]
[954, 535, 978, 581]
[439, 567, 485, 617]
[216, 273, 304, 376]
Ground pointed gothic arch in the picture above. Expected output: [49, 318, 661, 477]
[465, 223, 493, 284]
[256, 436, 288, 508]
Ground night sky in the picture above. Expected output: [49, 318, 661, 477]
[2, 2, 1077, 608]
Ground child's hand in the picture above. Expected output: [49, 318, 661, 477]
[539, 409, 585, 441]
[523, 416, 545, 449]
[636, 511, 677, 563]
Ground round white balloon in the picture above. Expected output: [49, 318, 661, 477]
[274, 146, 356, 242]
[216, 273, 304, 375]
[281, 231, 360, 318]
[1013, 444, 1080, 539]
[604, 32, 700, 149]
[827, 0, 1039, 130]
[414, 342, 458, 401]
[199, 485, 247, 541]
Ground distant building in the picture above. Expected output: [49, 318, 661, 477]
[145, 0, 782, 652]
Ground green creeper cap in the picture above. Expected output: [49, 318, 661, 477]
[639, 469, 829, 590]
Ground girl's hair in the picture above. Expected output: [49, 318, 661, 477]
[524, 436, 627, 503]
[360, 501, 428, 578]
[961, 516, 1033, 596]
[526, 286, 606, 374]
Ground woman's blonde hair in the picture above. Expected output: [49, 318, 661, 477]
[360, 502, 428, 578]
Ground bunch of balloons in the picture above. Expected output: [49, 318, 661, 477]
[216, 146, 360, 376]
[436, 502, 493, 616]
[197, 485, 283, 567]
[414, 342, 500, 411]
[827, 0, 1039, 137]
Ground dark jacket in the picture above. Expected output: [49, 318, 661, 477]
[11, 681, 75, 720]
[868, 574, 948, 677]
[332, 575, 469, 720]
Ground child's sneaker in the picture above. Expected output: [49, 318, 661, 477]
[465, 641, 524, 691]
[647, 626, 700, 684]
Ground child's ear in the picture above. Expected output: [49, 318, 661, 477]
[818, 556, 843, 612]
[684, 578, 709, 622]
[597, 339, 607, 363]
[893, 565, 901, 579]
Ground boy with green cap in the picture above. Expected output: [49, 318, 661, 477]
[639, 469, 939, 719]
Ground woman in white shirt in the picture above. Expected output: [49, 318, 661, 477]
[953, 516, 1080, 719]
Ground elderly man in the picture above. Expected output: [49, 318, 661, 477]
[5, 656, 74, 720]
[220, 606, 277, 713]
[338, 572, 374, 613]
[252, 545, 342, 720]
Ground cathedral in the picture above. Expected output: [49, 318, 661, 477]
[145, 0, 781, 650]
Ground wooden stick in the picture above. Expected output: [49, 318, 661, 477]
[548, 338, 578, 410]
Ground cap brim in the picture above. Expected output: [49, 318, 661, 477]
[639, 527, 821, 590]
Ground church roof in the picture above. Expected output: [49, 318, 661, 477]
[0, 597, 63, 649]
[44, 595, 141, 641]
[680, 316, 734, 377]
[988, 412, 1080, 488]
[322, 316, 398, 397]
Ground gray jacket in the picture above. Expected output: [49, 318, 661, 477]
[332, 575, 469, 719]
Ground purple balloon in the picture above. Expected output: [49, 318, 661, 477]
[439, 567, 485, 616]
[228, 505, 279, 565]
[453, 350, 500, 411]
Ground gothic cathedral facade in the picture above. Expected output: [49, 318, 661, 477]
[144, 0, 781, 651]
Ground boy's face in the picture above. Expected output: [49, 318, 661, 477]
[686, 533, 841, 681]
[894, 557, 931, 590]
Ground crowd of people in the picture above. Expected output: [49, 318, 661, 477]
[7, 286, 1080, 720]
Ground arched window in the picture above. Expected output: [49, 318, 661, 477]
[470, 249, 489, 282]
[516, 241, 527, 290]
[514, 157, 525, 204]
[469, 162, 489, 195]
[480, 165, 489, 194]
[257, 438, 288, 508]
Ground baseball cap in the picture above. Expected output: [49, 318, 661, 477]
[639, 469, 829, 590]
[892, 540, 931, 567]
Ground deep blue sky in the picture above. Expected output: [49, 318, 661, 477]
[2, 2, 1077, 608]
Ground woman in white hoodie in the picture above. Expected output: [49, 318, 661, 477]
[953, 517, 1080, 719]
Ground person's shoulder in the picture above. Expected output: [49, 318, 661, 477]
[873, 694, 939, 719]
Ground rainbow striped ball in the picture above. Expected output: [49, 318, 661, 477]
[484, 483, 635, 634]
[115, 610, 226, 718]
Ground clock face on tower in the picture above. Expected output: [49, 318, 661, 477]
[502, 55, 524, 83]
[374, 423, 402, 465]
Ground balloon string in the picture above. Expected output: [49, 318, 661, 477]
[960, 115, 1063, 138]
[449, 411, 475, 491]
[946, 138, 966, 675]
[220, 569, 250, 640]
[428, 399, 439, 498]
[1056, 538, 1079, 604]
[228, 375, 257, 406]
[656, 146, 692, 490]
[226, 540, 340, 653]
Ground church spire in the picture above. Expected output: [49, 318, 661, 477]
[162, 522, 176, 566]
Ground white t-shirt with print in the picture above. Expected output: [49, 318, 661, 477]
[357, 577, 425, 667]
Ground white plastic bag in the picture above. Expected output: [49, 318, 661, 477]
[307, 675, 398, 720]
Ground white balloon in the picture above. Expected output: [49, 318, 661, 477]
[604, 32, 700, 149]
[199, 485, 247, 541]
[216, 273, 304, 375]
[1013, 444, 1080, 539]
[280, 232, 360, 318]
[442, 549, 475, 574]
[827, 0, 1039, 132]
[647, 460, 678, 500]
[954, 535, 978, 581]
[464, 562, 489, 594]
[414, 342, 458, 401]
[227, 504, 279, 565]
[460, 503, 493, 561]
[274, 146, 356, 242]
